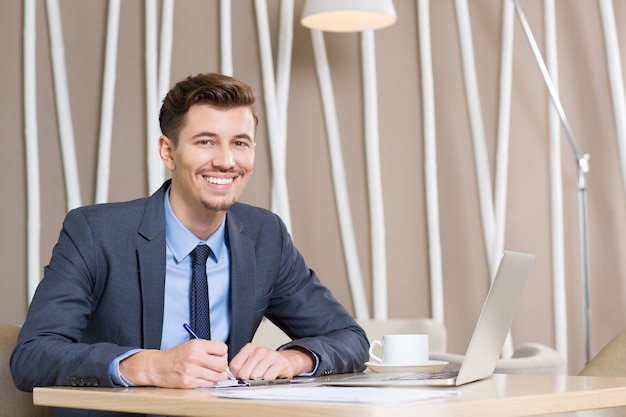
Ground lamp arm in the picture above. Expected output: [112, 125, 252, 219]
[513, 0, 592, 364]
[512, 0, 583, 163]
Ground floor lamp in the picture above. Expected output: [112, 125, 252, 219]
[512, 0, 592, 364]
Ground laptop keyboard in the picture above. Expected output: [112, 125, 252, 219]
[390, 370, 459, 381]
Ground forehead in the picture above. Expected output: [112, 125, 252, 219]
[184, 104, 255, 128]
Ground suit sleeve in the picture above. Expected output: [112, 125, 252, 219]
[260, 214, 370, 376]
[11, 209, 136, 391]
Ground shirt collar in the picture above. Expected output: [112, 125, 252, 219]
[164, 186, 226, 263]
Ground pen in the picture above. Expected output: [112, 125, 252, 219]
[183, 323, 200, 339]
[183, 323, 238, 381]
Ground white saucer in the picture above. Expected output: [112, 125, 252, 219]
[365, 360, 448, 374]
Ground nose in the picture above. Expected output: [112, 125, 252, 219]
[212, 145, 235, 169]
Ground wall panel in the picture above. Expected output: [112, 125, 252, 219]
[2, 0, 626, 374]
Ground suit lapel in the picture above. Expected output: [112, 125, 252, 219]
[137, 237, 166, 349]
[226, 212, 257, 357]
[137, 181, 169, 349]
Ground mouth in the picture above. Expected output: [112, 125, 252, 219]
[203, 175, 235, 185]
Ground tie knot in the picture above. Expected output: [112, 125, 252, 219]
[192, 244, 211, 266]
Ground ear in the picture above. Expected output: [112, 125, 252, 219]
[159, 135, 176, 170]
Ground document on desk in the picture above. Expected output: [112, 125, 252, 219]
[212, 385, 460, 405]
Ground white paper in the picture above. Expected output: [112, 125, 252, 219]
[212, 385, 460, 405]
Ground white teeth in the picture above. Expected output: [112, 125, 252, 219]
[206, 176, 233, 185]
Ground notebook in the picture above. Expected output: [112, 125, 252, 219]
[323, 250, 535, 387]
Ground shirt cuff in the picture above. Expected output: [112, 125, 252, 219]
[109, 349, 143, 387]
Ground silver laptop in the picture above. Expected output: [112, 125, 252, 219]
[324, 250, 535, 387]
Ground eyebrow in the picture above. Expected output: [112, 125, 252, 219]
[190, 132, 254, 142]
[191, 131, 216, 139]
[235, 133, 254, 142]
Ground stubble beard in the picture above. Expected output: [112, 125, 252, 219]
[200, 196, 236, 212]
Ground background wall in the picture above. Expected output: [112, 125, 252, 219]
[2, 0, 626, 375]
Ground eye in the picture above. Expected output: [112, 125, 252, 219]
[234, 140, 250, 148]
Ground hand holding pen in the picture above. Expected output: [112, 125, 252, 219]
[183, 323, 238, 381]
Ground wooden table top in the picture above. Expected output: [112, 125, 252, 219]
[33, 373, 626, 417]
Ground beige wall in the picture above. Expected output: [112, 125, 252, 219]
[2, 0, 626, 374]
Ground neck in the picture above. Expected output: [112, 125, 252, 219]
[168, 192, 226, 241]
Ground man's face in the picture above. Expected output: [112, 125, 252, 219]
[161, 104, 256, 216]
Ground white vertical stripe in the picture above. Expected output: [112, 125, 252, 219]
[276, 0, 294, 120]
[45, 0, 82, 210]
[418, 0, 444, 324]
[545, 0, 568, 363]
[599, 0, 626, 203]
[95, 0, 121, 204]
[454, 0, 496, 269]
[254, 0, 292, 230]
[362, 30, 387, 319]
[515, 0, 586, 362]
[145, 0, 162, 193]
[274, 0, 294, 223]
[311, 30, 369, 319]
[24, 0, 41, 303]
[153, 0, 174, 189]
[417, 0, 445, 323]
[220, 0, 233, 76]
[494, 0, 515, 359]
[457, 0, 515, 356]
[493, 1, 514, 268]
[158, 0, 175, 100]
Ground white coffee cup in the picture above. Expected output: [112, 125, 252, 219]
[368, 334, 429, 365]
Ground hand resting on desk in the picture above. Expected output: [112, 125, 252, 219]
[229, 343, 315, 381]
[119, 339, 314, 388]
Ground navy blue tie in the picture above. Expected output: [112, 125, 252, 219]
[191, 244, 211, 340]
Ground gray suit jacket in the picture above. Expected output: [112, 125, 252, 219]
[11, 181, 368, 417]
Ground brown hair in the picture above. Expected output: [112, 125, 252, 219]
[159, 73, 258, 144]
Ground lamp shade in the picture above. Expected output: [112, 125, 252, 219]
[301, 0, 397, 32]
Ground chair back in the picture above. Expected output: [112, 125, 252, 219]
[0, 324, 51, 417]
[579, 328, 626, 376]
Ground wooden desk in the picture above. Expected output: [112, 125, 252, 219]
[33, 374, 626, 417]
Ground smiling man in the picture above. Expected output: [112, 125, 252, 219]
[11, 74, 368, 415]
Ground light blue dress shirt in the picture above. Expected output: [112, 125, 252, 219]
[161, 187, 231, 349]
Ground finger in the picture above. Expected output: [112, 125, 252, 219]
[230, 344, 271, 379]
[228, 343, 257, 374]
[184, 340, 229, 370]
[172, 341, 230, 386]
[177, 367, 228, 388]
[188, 338, 229, 357]
[232, 346, 291, 380]
[254, 362, 284, 381]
